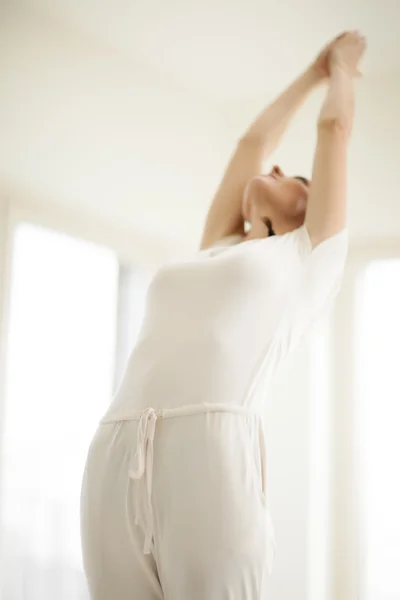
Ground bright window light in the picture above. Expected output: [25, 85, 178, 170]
[1, 223, 118, 600]
[356, 259, 400, 600]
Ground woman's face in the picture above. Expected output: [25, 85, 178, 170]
[244, 165, 310, 236]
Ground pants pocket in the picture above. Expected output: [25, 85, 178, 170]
[241, 416, 277, 575]
[241, 416, 268, 509]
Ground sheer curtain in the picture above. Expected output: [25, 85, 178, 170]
[0, 223, 119, 600]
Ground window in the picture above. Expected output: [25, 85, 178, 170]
[356, 259, 400, 600]
[1, 223, 119, 599]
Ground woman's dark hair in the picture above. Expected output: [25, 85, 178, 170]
[263, 218, 276, 237]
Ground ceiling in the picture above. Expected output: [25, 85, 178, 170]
[10, 0, 400, 103]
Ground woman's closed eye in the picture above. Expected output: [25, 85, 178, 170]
[294, 176, 310, 187]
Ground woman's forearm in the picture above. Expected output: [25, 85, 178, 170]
[305, 67, 355, 245]
[241, 67, 321, 153]
[318, 65, 354, 134]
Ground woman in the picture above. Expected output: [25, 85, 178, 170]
[81, 32, 366, 599]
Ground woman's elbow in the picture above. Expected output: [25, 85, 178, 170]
[317, 116, 351, 137]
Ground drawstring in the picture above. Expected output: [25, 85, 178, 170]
[129, 407, 162, 554]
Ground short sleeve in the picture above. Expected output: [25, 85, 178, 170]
[274, 224, 348, 353]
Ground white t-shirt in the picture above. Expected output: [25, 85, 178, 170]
[105, 225, 348, 419]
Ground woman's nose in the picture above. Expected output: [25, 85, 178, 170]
[272, 165, 283, 177]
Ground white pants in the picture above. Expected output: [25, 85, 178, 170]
[80, 404, 275, 599]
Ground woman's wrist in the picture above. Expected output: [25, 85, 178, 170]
[304, 64, 326, 88]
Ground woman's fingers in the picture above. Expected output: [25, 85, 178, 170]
[328, 30, 366, 77]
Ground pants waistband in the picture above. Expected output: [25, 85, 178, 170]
[100, 402, 262, 424]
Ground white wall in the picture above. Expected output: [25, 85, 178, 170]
[0, 196, 11, 429]
[0, 197, 9, 361]
[0, 3, 234, 247]
[0, 195, 12, 584]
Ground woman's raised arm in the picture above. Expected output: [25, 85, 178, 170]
[305, 31, 366, 248]
[200, 35, 345, 249]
